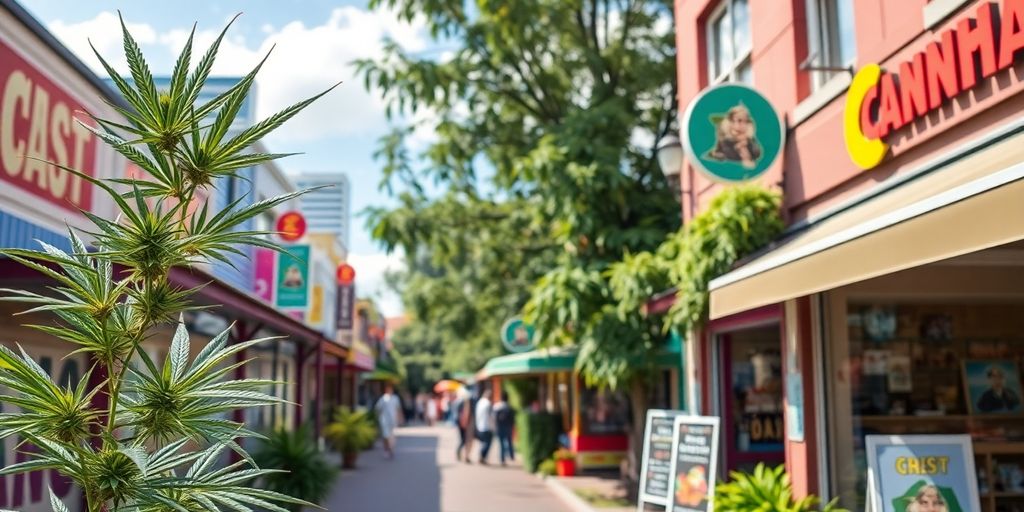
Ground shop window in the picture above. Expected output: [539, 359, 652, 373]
[826, 301, 1024, 511]
[706, 0, 753, 84]
[719, 325, 784, 473]
[804, 0, 856, 90]
[579, 387, 630, 435]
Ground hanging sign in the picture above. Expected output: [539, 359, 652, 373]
[638, 409, 686, 509]
[682, 83, 784, 183]
[336, 263, 356, 285]
[665, 416, 720, 512]
[844, 1, 1024, 170]
[336, 281, 355, 331]
[500, 317, 536, 353]
[276, 211, 307, 242]
[865, 435, 981, 512]
[275, 244, 310, 309]
[253, 248, 276, 303]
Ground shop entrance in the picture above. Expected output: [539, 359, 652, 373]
[716, 323, 785, 473]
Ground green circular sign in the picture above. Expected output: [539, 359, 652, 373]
[682, 83, 784, 183]
[501, 317, 536, 353]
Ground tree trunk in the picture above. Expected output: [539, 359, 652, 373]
[626, 378, 650, 488]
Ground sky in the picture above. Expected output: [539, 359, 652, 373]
[18, 0, 432, 316]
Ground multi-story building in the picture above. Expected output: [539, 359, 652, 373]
[292, 172, 351, 253]
[670, 1, 1024, 509]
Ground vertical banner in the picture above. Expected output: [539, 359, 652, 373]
[638, 409, 686, 510]
[309, 284, 324, 325]
[275, 245, 310, 309]
[665, 416, 720, 512]
[865, 435, 981, 512]
[336, 283, 355, 330]
[253, 248, 276, 303]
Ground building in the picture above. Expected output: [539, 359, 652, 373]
[672, 0, 1024, 510]
[292, 172, 351, 252]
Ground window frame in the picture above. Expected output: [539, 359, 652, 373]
[804, 0, 857, 90]
[705, 0, 753, 85]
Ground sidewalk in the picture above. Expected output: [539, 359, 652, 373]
[315, 425, 570, 512]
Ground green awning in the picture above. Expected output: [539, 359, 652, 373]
[480, 347, 577, 378]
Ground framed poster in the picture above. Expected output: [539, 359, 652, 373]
[963, 360, 1023, 414]
[275, 244, 310, 309]
[865, 435, 981, 512]
[665, 416, 720, 512]
[638, 409, 685, 510]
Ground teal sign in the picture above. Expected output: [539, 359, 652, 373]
[275, 244, 310, 309]
[501, 317, 536, 353]
[682, 83, 784, 183]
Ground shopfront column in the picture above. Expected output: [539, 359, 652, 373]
[783, 297, 820, 500]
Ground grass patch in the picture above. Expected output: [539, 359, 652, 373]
[572, 488, 631, 508]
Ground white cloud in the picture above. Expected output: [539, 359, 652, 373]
[347, 251, 405, 317]
[49, 12, 158, 74]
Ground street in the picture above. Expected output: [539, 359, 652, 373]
[318, 425, 571, 512]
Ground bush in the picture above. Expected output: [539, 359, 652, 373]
[538, 459, 557, 477]
[714, 463, 848, 512]
[553, 448, 575, 461]
[252, 427, 338, 511]
[517, 411, 562, 473]
[325, 406, 378, 454]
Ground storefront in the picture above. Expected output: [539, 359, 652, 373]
[479, 345, 683, 470]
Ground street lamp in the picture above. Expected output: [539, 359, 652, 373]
[656, 133, 684, 192]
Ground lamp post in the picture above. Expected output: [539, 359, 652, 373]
[656, 133, 684, 194]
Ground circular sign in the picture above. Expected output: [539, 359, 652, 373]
[682, 83, 784, 183]
[337, 263, 356, 285]
[500, 317, 536, 354]
[276, 211, 307, 242]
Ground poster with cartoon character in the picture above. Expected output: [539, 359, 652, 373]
[865, 435, 981, 512]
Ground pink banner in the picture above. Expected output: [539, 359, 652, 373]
[253, 248, 275, 303]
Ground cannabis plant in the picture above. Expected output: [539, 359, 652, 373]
[0, 14, 336, 512]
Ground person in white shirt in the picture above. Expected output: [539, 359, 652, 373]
[474, 389, 494, 464]
[375, 384, 404, 459]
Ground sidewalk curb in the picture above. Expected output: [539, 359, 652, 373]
[543, 476, 601, 512]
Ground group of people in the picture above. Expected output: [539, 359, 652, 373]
[452, 388, 517, 466]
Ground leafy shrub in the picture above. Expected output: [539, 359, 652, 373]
[517, 411, 562, 472]
[714, 463, 848, 512]
[538, 459, 557, 477]
[553, 448, 575, 461]
[252, 427, 338, 511]
[325, 406, 378, 454]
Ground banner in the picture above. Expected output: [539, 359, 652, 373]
[638, 409, 686, 509]
[253, 248, 275, 303]
[275, 245, 310, 309]
[665, 416, 720, 512]
[865, 435, 981, 512]
[336, 282, 355, 330]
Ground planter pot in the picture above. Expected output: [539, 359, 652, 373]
[555, 458, 576, 477]
[342, 451, 359, 469]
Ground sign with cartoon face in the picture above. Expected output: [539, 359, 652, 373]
[682, 83, 784, 183]
[275, 244, 310, 309]
[866, 435, 981, 512]
[500, 317, 536, 353]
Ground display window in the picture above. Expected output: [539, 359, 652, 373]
[827, 299, 1024, 512]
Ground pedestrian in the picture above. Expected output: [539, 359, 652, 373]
[415, 393, 426, 424]
[493, 398, 516, 466]
[426, 394, 439, 426]
[452, 388, 473, 462]
[374, 384, 404, 459]
[475, 388, 494, 465]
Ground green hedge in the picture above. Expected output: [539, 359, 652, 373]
[517, 411, 562, 473]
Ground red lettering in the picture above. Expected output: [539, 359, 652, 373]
[999, 0, 1024, 69]
[925, 30, 961, 110]
[860, 84, 882, 140]
[957, 3, 998, 90]
[899, 53, 930, 121]
[876, 73, 905, 138]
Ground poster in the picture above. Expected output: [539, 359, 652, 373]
[865, 435, 981, 512]
[253, 248, 276, 303]
[275, 245, 310, 309]
[638, 410, 685, 508]
[665, 416, 720, 512]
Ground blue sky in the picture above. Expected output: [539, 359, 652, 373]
[19, 0, 435, 315]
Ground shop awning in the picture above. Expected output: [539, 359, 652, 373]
[480, 346, 681, 379]
[709, 127, 1024, 320]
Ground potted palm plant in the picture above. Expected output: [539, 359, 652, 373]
[325, 407, 378, 468]
[553, 448, 577, 477]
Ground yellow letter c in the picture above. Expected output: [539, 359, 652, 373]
[844, 64, 889, 170]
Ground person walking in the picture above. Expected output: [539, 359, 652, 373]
[493, 398, 516, 466]
[374, 384, 404, 459]
[453, 388, 474, 462]
[426, 394, 439, 426]
[475, 389, 494, 465]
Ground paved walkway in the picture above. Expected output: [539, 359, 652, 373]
[317, 425, 571, 512]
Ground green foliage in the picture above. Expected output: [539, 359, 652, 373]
[516, 412, 562, 473]
[251, 427, 338, 512]
[324, 407, 379, 455]
[537, 459, 557, 477]
[714, 464, 848, 512]
[0, 13, 333, 512]
[552, 448, 575, 461]
[503, 378, 538, 412]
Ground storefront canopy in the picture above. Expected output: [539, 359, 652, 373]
[709, 125, 1024, 320]
[480, 345, 681, 379]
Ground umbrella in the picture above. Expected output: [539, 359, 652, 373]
[433, 380, 463, 393]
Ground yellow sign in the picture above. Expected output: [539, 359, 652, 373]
[309, 285, 323, 324]
[843, 64, 889, 170]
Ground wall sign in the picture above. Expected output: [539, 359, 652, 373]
[336, 263, 356, 285]
[866, 435, 981, 512]
[253, 248, 276, 303]
[665, 416, 720, 512]
[336, 281, 355, 331]
[682, 83, 784, 183]
[845, 0, 1024, 170]
[276, 211, 307, 242]
[275, 244, 310, 309]
[638, 409, 686, 509]
[500, 317, 536, 353]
